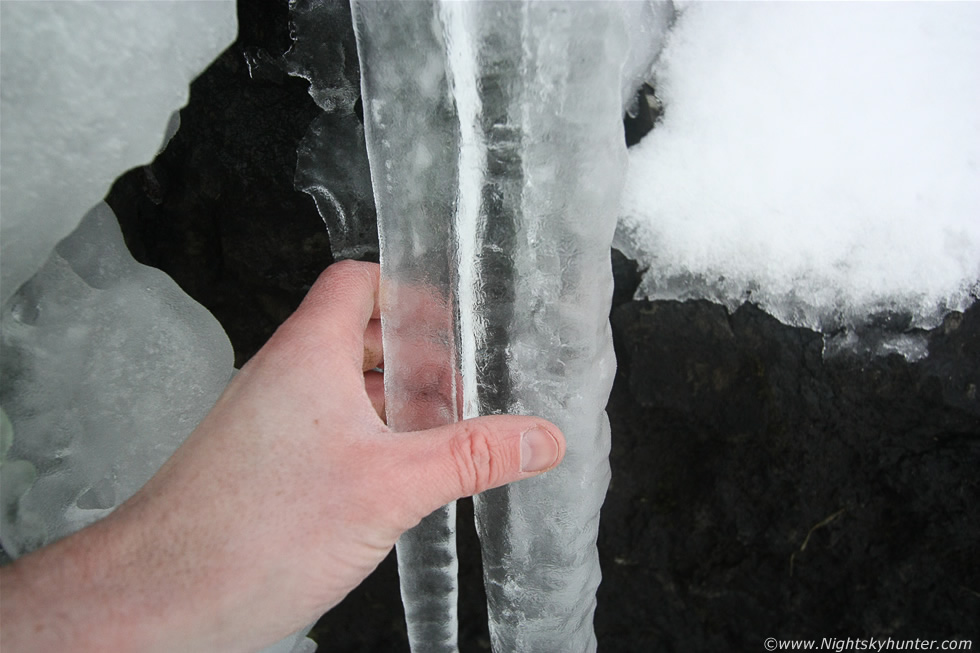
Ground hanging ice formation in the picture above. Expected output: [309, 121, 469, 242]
[0, 4, 314, 651]
[0, 0, 236, 557]
[351, 2, 673, 650]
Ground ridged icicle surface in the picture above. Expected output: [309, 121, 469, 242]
[352, 2, 672, 650]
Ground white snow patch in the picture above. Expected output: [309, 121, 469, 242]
[618, 1, 980, 332]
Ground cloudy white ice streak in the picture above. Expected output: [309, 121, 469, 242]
[440, 2, 486, 421]
[618, 2, 980, 332]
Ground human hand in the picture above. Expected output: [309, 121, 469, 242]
[0, 260, 565, 653]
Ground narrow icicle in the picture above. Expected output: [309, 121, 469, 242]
[352, 3, 462, 651]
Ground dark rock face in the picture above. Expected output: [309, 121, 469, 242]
[105, 0, 980, 650]
[601, 300, 979, 650]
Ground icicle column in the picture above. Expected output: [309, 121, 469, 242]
[455, 5, 623, 649]
[353, 2, 672, 651]
[352, 3, 462, 650]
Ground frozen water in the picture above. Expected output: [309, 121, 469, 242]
[617, 1, 980, 333]
[0, 0, 236, 306]
[294, 112, 378, 260]
[0, 5, 312, 651]
[354, 1, 671, 650]
[0, 202, 235, 557]
[352, 2, 465, 648]
[0, 0, 236, 557]
[0, 205, 305, 650]
[259, 625, 319, 653]
[454, 4, 668, 646]
[285, 0, 378, 260]
[284, 0, 360, 115]
[620, 1, 676, 107]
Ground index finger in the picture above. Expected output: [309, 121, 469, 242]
[285, 260, 382, 372]
[302, 259, 381, 323]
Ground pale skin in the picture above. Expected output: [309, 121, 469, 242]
[0, 260, 565, 653]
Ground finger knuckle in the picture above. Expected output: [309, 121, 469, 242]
[326, 257, 366, 277]
[327, 259, 376, 288]
[448, 421, 504, 497]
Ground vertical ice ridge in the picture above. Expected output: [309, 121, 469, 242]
[396, 503, 459, 653]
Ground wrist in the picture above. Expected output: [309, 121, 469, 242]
[1, 518, 140, 652]
[1, 502, 234, 653]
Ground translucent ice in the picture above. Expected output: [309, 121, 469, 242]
[0, 0, 236, 306]
[0, 202, 235, 557]
[294, 111, 378, 260]
[286, 0, 378, 260]
[0, 207, 308, 651]
[352, 3, 466, 646]
[354, 2, 671, 650]
[0, 5, 314, 651]
[284, 0, 360, 114]
[260, 626, 319, 653]
[617, 2, 980, 333]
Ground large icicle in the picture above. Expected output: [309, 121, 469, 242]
[353, 2, 672, 651]
[459, 5, 630, 649]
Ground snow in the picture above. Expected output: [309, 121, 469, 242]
[617, 1, 980, 332]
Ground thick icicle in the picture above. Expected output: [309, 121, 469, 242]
[354, 2, 671, 651]
[454, 5, 628, 649]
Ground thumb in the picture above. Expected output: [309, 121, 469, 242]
[401, 416, 565, 512]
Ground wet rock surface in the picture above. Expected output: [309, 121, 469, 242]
[105, 0, 979, 649]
